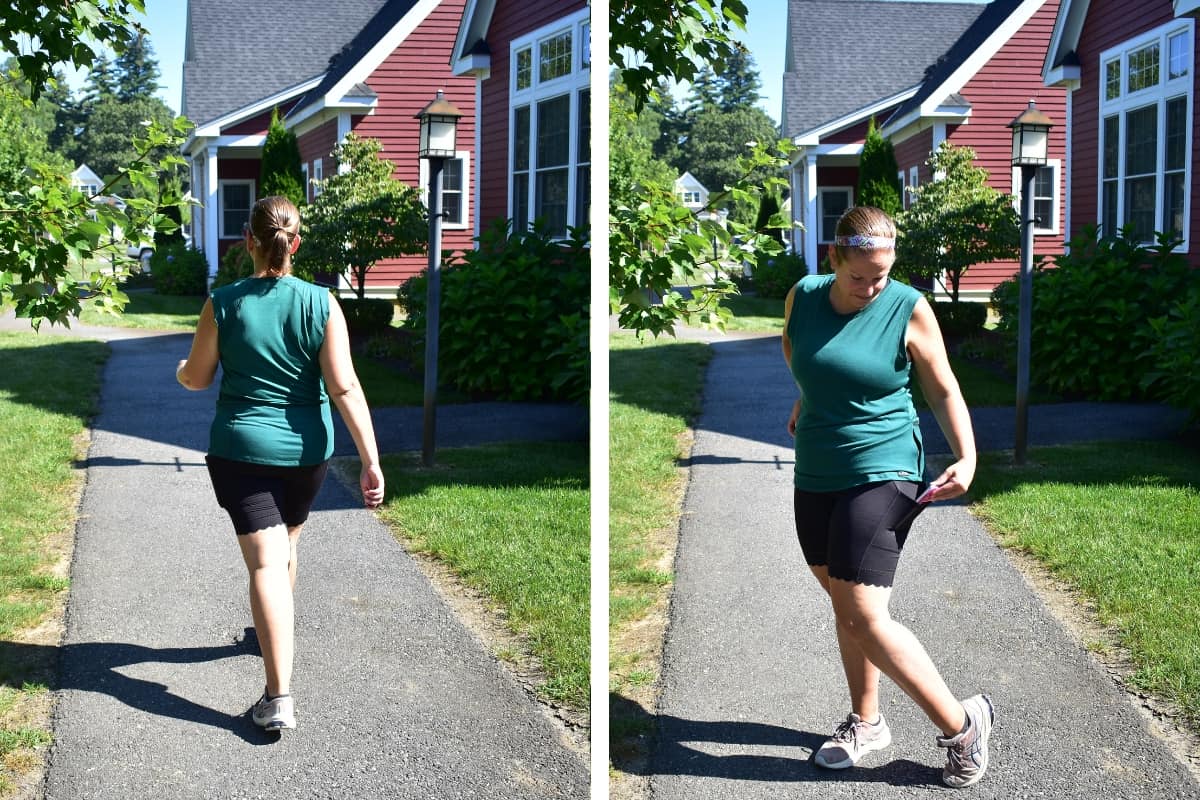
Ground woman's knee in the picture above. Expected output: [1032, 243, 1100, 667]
[829, 580, 891, 639]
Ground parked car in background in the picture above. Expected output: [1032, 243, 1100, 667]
[89, 195, 155, 272]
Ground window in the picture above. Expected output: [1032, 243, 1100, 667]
[897, 171, 907, 209]
[419, 153, 469, 229]
[818, 188, 852, 243]
[219, 181, 254, 238]
[1011, 161, 1060, 235]
[908, 166, 919, 201]
[1098, 19, 1193, 247]
[301, 163, 309, 203]
[510, 9, 590, 238]
[681, 191, 702, 205]
[312, 159, 324, 198]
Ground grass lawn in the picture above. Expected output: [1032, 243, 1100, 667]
[609, 333, 711, 756]
[721, 294, 786, 332]
[77, 291, 203, 332]
[375, 442, 589, 711]
[973, 440, 1200, 723]
[0, 331, 108, 794]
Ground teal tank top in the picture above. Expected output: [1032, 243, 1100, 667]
[787, 273, 924, 491]
[208, 276, 333, 466]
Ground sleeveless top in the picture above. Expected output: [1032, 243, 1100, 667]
[208, 276, 333, 466]
[786, 273, 924, 491]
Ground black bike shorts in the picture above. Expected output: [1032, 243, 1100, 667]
[205, 455, 329, 536]
[793, 480, 923, 588]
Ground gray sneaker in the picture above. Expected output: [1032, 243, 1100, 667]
[813, 713, 892, 769]
[937, 694, 994, 787]
[251, 692, 295, 731]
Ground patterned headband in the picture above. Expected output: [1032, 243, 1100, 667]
[834, 234, 895, 249]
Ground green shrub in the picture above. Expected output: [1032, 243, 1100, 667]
[339, 297, 394, 338]
[398, 220, 589, 403]
[751, 251, 805, 299]
[152, 243, 208, 296]
[992, 226, 1197, 400]
[930, 300, 987, 339]
[1143, 282, 1200, 423]
[211, 242, 254, 289]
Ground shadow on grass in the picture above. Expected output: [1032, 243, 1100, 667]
[0, 631, 278, 745]
[609, 338, 712, 419]
[610, 693, 939, 786]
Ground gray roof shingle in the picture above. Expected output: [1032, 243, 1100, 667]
[183, 0, 390, 128]
[781, 0, 988, 139]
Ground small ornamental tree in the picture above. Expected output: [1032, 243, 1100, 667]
[295, 134, 426, 300]
[897, 142, 1020, 303]
[857, 118, 901, 217]
[259, 108, 306, 209]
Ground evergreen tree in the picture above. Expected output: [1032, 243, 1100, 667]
[73, 94, 174, 185]
[717, 48, 762, 113]
[259, 108, 306, 208]
[683, 65, 721, 117]
[857, 118, 902, 216]
[114, 32, 161, 104]
[677, 104, 778, 221]
[80, 53, 119, 106]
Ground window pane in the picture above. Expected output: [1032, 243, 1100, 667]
[513, 106, 530, 171]
[443, 192, 461, 225]
[1103, 116, 1120, 178]
[536, 168, 569, 236]
[222, 184, 251, 237]
[225, 183, 250, 209]
[1034, 166, 1054, 199]
[1105, 59, 1121, 101]
[575, 164, 590, 230]
[1166, 96, 1187, 171]
[581, 23, 590, 69]
[1034, 198, 1053, 229]
[1127, 43, 1160, 93]
[1102, 180, 1119, 238]
[1164, 173, 1185, 239]
[539, 31, 572, 83]
[821, 191, 849, 242]
[1169, 31, 1189, 80]
[536, 94, 570, 169]
[516, 48, 532, 91]
[1123, 175, 1156, 242]
[1124, 105, 1157, 176]
[513, 173, 529, 231]
[577, 89, 590, 165]
[442, 158, 462, 192]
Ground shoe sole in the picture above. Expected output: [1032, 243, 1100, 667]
[813, 728, 893, 769]
[943, 695, 993, 788]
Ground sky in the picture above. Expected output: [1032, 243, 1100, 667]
[60, 3, 187, 114]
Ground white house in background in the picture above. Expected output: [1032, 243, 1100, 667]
[675, 171, 709, 211]
[71, 164, 103, 197]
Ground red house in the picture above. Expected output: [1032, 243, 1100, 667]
[181, 0, 476, 296]
[784, 0, 1068, 301]
[1043, 0, 1198, 265]
[449, 0, 590, 238]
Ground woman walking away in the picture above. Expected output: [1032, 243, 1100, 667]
[782, 206, 993, 787]
[176, 195, 385, 732]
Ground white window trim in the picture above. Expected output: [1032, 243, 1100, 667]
[508, 8, 591, 235]
[1011, 160, 1061, 236]
[418, 151, 471, 230]
[301, 163, 309, 204]
[218, 179, 255, 239]
[312, 158, 324, 198]
[1097, 18, 1193, 250]
[817, 186, 854, 243]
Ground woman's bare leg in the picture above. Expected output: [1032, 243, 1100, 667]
[810, 565, 882, 723]
[237, 525, 293, 697]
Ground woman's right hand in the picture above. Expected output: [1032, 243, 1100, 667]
[360, 463, 385, 508]
[787, 397, 802, 436]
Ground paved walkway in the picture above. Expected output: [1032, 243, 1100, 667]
[649, 333, 1198, 799]
[4, 317, 587, 798]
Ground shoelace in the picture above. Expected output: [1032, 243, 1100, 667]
[831, 718, 864, 744]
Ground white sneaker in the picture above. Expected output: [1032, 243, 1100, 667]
[251, 692, 295, 731]
[813, 712, 892, 769]
[937, 694, 994, 788]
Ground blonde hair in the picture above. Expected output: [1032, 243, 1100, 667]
[833, 206, 896, 262]
[247, 195, 300, 275]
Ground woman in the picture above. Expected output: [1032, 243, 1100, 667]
[782, 206, 993, 787]
[176, 195, 384, 732]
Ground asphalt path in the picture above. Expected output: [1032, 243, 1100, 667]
[16, 324, 588, 799]
[648, 333, 1199, 799]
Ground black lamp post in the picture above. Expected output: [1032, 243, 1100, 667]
[415, 89, 463, 467]
[1007, 99, 1053, 465]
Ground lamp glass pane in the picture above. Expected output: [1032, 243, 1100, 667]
[429, 119, 456, 154]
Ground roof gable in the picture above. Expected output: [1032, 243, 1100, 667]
[451, 0, 496, 67]
[1043, 0, 1088, 78]
[182, 0, 390, 129]
[781, 0, 987, 140]
[883, 0, 1045, 131]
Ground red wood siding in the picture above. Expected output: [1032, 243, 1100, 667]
[946, 0, 1068, 293]
[893, 127, 934, 184]
[476, 0, 588, 229]
[1071, 0, 1198, 267]
[824, 117, 873, 146]
[223, 100, 300, 136]
[350, 0, 477, 288]
[297, 119, 339, 203]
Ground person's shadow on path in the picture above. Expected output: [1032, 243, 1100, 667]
[0, 628, 278, 745]
[611, 693, 941, 787]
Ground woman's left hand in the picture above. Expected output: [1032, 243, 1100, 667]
[924, 457, 976, 502]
